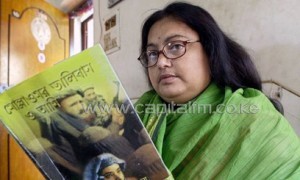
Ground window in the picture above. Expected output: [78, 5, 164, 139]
[81, 15, 94, 50]
[69, 1, 93, 55]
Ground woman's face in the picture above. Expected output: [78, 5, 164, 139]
[147, 17, 211, 104]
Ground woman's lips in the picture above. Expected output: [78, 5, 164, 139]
[159, 74, 177, 83]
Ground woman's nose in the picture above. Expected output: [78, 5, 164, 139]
[156, 53, 172, 68]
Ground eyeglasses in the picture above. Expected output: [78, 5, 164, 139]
[137, 40, 200, 67]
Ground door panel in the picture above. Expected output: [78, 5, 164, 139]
[9, 138, 45, 180]
[0, 124, 9, 180]
[9, 7, 68, 85]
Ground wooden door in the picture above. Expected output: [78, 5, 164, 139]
[0, 0, 69, 179]
[0, 124, 9, 180]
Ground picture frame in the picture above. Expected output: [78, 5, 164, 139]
[108, 0, 123, 8]
[102, 9, 120, 54]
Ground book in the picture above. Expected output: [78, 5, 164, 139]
[0, 44, 169, 180]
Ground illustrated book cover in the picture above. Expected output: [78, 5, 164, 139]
[0, 44, 169, 180]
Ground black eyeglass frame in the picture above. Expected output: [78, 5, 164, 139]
[137, 40, 200, 68]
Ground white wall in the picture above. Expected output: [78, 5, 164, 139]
[94, 0, 300, 100]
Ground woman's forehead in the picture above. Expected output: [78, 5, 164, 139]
[147, 18, 198, 46]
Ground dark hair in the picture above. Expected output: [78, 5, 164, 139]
[140, 2, 262, 91]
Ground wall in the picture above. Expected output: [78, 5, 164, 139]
[94, 0, 300, 100]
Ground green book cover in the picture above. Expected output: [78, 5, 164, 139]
[0, 44, 169, 180]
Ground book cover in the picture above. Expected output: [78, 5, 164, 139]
[0, 44, 169, 180]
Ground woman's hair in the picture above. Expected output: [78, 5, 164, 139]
[140, 2, 262, 91]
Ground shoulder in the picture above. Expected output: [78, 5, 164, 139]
[224, 88, 300, 176]
[231, 87, 267, 102]
[219, 87, 287, 135]
[228, 87, 275, 112]
[223, 87, 298, 141]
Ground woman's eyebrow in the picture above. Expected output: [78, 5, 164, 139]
[146, 34, 188, 48]
[163, 34, 187, 43]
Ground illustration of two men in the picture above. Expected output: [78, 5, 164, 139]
[26, 86, 164, 180]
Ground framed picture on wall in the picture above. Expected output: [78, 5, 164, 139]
[108, 0, 123, 8]
[102, 9, 120, 54]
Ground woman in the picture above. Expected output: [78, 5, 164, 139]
[135, 2, 300, 179]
